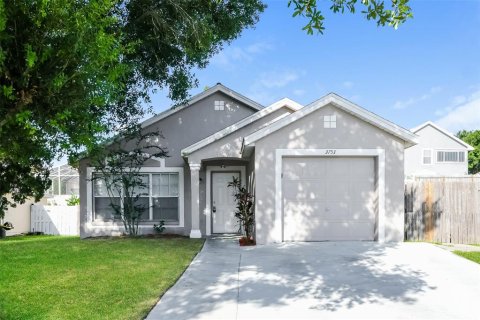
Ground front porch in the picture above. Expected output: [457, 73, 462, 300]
[188, 158, 252, 238]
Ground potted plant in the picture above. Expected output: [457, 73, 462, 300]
[0, 222, 14, 239]
[228, 177, 255, 246]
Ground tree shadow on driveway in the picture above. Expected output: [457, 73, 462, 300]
[147, 240, 436, 320]
[238, 242, 433, 313]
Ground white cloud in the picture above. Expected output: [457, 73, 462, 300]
[211, 41, 273, 69]
[343, 81, 354, 89]
[257, 70, 300, 89]
[436, 90, 480, 132]
[349, 94, 361, 102]
[393, 86, 443, 109]
[247, 69, 305, 105]
[293, 89, 306, 96]
[451, 95, 467, 106]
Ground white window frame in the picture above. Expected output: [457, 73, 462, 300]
[436, 150, 465, 163]
[323, 115, 336, 128]
[422, 148, 433, 165]
[86, 166, 184, 228]
[214, 100, 225, 111]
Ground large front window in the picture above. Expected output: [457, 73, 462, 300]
[93, 172, 180, 224]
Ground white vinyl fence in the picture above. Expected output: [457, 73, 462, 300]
[31, 204, 80, 236]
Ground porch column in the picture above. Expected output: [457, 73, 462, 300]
[189, 163, 202, 238]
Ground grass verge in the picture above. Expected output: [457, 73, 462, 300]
[453, 251, 480, 264]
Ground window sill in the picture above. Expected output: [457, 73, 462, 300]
[91, 221, 181, 227]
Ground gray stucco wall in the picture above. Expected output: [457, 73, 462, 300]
[186, 106, 294, 236]
[253, 104, 406, 244]
[188, 107, 293, 163]
[142, 91, 257, 167]
[405, 125, 469, 177]
[80, 91, 258, 238]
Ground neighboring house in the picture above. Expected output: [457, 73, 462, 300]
[2, 164, 79, 236]
[79, 84, 418, 244]
[3, 196, 42, 236]
[405, 121, 474, 177]
[45, 164, 79, 205]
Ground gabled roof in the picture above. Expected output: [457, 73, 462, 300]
[141, 83, 263, 129]
[181, 98, 303, 156]
[243, 93, 419, 148]
[411, 121, 474, 151]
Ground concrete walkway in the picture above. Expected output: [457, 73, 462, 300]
[147, 239, 480, 320]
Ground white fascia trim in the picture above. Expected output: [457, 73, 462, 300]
[205, 165, 246, 236]
[273, 148, 386, 243]
[181, 98, 303, 156]
[86, 166, 185, 228]
[141, 84, 263, 129]
[411, 121, 474, 151]
[244, 93, 418, 147]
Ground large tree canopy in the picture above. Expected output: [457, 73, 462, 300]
[0, 0, 413, 218]
[289, 0, 413, 34]
[457, 130, 480, 174]
[0, 0, 265, 217]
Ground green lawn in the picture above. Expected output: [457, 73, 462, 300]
[0, 236, 204, 320]
[454, 251, 480, 264]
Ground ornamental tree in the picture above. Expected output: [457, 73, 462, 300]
[89, 129, 168, 236]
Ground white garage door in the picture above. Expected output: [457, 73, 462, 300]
[282, 157, 376, 241]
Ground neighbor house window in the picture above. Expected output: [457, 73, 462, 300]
[324, 115, 336, 128]
[214, 100, 225, 111]
[93, 172, 180, 224]
[436, 151, 465, 163]
[423, 149, 432, 164]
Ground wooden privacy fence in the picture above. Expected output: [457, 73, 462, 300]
[31, 204, 80, 236]
[405, 177, 480, 244]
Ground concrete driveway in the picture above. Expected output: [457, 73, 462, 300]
[147, 239, 480, 320]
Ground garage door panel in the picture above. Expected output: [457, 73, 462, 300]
[284, 201, 324, 219]
[282, 180, 326, 201]
[350, 180, 375, 203]
[349, 158, 374, 177]
[326, 181, 351, 201]
[325, 158, 352, 176]
[282, 156, 376, 241]
[350, 201, 376, 220]
[283, 157, 327, 180]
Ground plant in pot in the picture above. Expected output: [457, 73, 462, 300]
[0, 221, 14, 239]
[228, 177, 255, 246]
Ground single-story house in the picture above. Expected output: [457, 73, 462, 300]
[405, 121, 474, 177]
[79, 84, 418, 244]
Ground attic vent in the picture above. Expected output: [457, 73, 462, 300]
[214, 100, 225, 111]
[324, 115, 336, 128]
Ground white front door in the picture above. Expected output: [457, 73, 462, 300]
[212, 172, 239, 233]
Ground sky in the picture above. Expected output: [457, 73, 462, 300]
[150, 0, 480, 134]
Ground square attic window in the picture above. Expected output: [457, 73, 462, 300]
[324, 115, 336, 128]
[214, 100, 225, 111]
